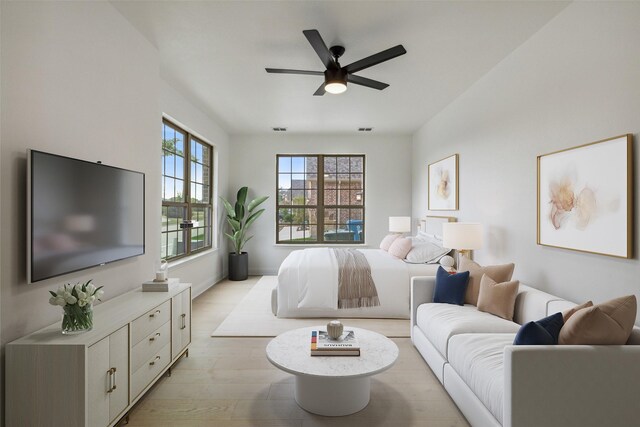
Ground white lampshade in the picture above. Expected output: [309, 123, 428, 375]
[389, 216, 411, 233]
[442, 223, 483, 250]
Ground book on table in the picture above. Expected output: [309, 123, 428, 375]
[310, 329, 360, 356]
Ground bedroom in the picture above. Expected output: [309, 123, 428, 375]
[2, 1, 640, 426]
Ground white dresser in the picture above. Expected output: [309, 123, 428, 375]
[5, 283, 192, 427]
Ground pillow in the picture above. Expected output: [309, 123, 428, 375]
[476, 274, 520, 320]
[404, 241, 450, 264]
[433, 266, 469, 306]
[559, 295, 637, 345]
[388, 237, 412, 259]
[514, 312, 564, 345]
[458, 256, 515, 306]
[562, 300, 593, 323]
[379, 234, 399, 251]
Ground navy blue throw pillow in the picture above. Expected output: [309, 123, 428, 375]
[513, 312, 564, 345]
[433, 266, 470, 306]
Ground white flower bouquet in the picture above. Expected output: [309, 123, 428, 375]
[49, 280, 104, 334]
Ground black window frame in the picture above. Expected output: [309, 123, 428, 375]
[276, 154, 365, 244]
[161, 119, 214, 261]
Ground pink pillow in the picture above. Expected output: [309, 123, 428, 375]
[379, 234, 400, 251]
[388, 237, 412, 259]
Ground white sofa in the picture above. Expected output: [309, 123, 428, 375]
[410, 276, 640, 427]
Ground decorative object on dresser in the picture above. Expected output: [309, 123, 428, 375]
[537, 134, 633, 258]
[142, 277, 180, 292]
[442, 222, 483, 265]
[7, 283, 192, 427]
[388, 216, 411, 234]
[48, 279, 104, 334]
[220, 186, 269, 281]
[428, 154, 458, 210]
[267, 326, 398, 416]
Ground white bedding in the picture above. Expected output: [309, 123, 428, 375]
[276, 248, 439, 319]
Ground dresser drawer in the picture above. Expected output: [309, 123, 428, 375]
[131, 300, 170, 345]
[131, 343, 170, 399]
[131, 321, 170, 372]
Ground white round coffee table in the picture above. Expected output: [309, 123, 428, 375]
[266, 326, 399, 416]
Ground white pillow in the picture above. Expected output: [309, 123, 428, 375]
[379, 234, 400, 251]
[404, 241, 451, 264]
[388, 237, 412, 259]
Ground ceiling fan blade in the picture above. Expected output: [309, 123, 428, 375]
[265, 68, 324, 76]
[344, 45, 407, 74]
[347, 74, 389, 90]
[313, 83, 326, 96]
[303, 29, 334, 69]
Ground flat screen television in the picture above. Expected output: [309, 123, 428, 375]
[28, 150, 145, 283]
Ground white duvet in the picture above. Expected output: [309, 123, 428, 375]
[276, 248, 440, 318]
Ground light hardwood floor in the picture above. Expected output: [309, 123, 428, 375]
[126, 277, 469, 427]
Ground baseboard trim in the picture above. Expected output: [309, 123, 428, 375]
[191, 274, 225, 299]
[249, 268, 278, 276]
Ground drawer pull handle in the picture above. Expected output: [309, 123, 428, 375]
[149, 332, 161, 342]
[149, 356, 161, 366]
[180, 313, 187, 330]
[107, 367, 116, 393]
[149, 309, 161, 318]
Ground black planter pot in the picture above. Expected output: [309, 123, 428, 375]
[228, 252, 249, 281]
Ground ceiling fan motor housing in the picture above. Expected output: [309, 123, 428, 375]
[325, 67, 347, 86]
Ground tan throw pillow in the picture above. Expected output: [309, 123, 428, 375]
[559, 295, 637, 345]
[562, 300, 593, 323]
[476, 274, 520, 321]
[458, 256, 515, 306]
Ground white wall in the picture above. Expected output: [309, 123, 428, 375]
[412, 2, 640, 322]
[0, 0, 230, 358]
[230, 134, 412, 275]
[159, 80, 231, 295]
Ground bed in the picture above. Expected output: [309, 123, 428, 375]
[272, 216, 456, 319]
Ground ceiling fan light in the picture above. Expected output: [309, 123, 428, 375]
[325, 82, 347, 94]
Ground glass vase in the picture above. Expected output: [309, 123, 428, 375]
[61, 304, 93, 334]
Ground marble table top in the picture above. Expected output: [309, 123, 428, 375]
[266, 326, 399, 379]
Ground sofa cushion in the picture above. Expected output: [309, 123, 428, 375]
[477, 274, 520, 321]
[513, 312, 564, 345]
[433, 267, 469, 306]
[559, 295, 637, 345]
[415, 303, 520, 359]
[458, 256, 515, 306]
[448, 333, 515, 424]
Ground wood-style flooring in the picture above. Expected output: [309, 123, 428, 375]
[126, 276, 469, 427]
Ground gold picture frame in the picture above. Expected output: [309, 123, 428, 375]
[537, 134, 633, 258]
[428, 154, 459, 211]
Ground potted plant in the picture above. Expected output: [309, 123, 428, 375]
[220, 187, 268, 281]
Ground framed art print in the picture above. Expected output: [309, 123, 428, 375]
[537, 134, 633, 258]
[428, 154, 458, 211]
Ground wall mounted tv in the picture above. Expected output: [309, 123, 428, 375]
[28, 150, 145, 283]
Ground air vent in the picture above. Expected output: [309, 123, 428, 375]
[272, 127, 287, 132]
[358, 127, 373, 132]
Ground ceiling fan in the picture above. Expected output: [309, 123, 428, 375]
[266, 29, 406, 96]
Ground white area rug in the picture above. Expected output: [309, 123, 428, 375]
[211, 276, 410, 337]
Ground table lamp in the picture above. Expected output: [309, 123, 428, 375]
[442, 222, 483, 265]
[389, 216, 411, 235]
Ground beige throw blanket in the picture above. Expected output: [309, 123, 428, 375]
[332, 248, 381, 309]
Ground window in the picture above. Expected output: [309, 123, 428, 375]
[276, 155, 365, 244]
[161, 119, 213, 260]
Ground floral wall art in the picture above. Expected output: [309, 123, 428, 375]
[537, 134, 633, 258]
[428, 154, 458, 210]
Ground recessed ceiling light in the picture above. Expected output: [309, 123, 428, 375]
[272, 127, 287, 132]
[358, 127, 373, 132]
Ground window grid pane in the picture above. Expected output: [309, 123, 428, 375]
[277, 154, 364, 244]
[162, 120, 214, 260]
